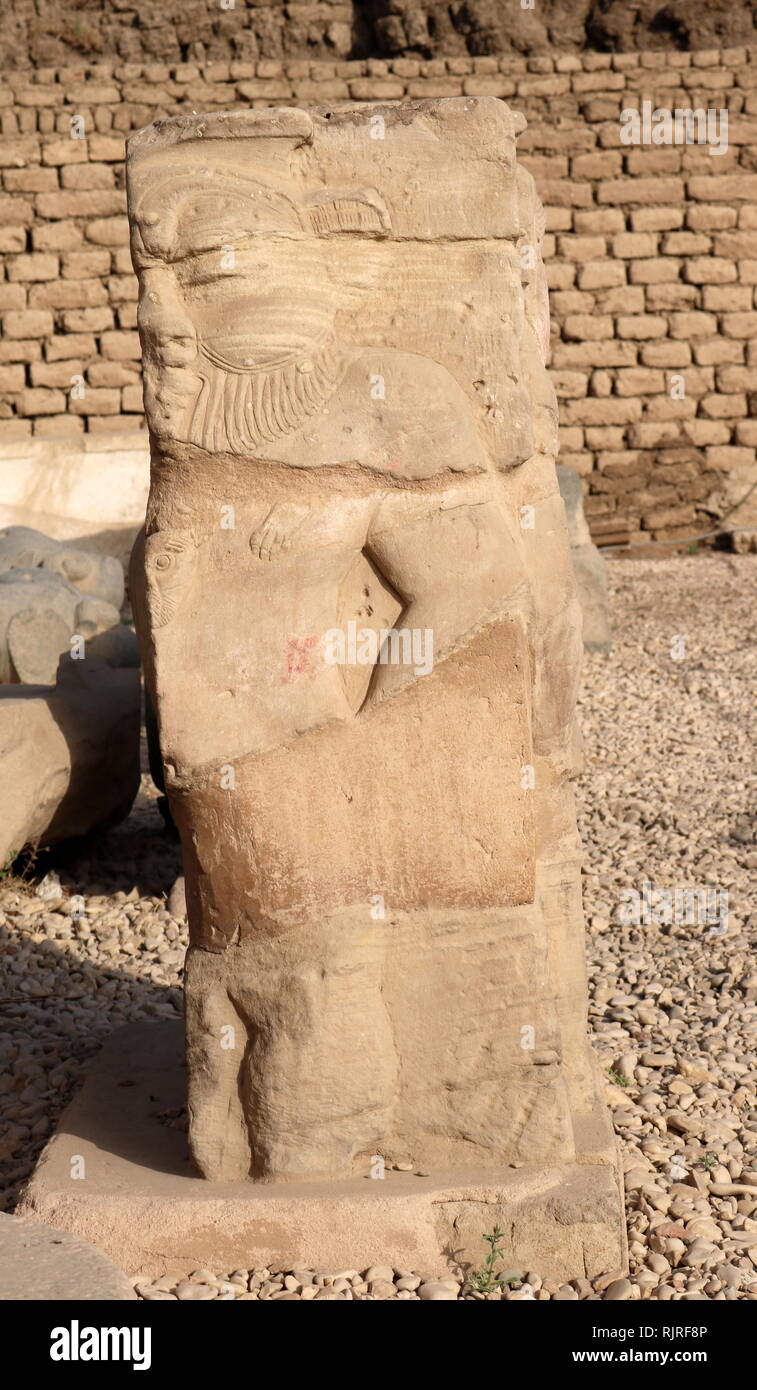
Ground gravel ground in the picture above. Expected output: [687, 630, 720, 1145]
[0, 554, 754, 1301]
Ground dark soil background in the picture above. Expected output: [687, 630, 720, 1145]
[2, 0, 756, 71]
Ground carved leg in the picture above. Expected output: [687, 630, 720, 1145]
[185, 929, 399, 1181]
[237, 929, 399, 1179]
[184, 948, 252, 1181]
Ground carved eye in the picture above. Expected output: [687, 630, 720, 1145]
[155, 553, 172, 571]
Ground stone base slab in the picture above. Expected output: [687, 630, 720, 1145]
[18, 1022, 626, 1282]
[0, 1212, 136, 1301]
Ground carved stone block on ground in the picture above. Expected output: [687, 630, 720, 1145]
[0, 1212, 136, 1302]
[18, 1021, 625, 1282]
[0, 658, 140, 865]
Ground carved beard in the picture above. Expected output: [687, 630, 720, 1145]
[187, 334, 344, 456]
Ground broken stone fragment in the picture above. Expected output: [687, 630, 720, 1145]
[0, 656, 140, 865]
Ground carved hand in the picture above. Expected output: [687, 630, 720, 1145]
[249, 503, 311, 561]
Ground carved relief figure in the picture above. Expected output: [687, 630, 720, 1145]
[127, 97, 622, 1231]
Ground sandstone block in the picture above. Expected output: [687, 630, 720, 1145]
[0, 365, 24, 391]
[3, 168, 57, 193]
[121, 94, 623, 1275]
[18, 387, 65, 415]
[641, 342, 692, 366]
[30, 359, 83, 388]
[662, 232, 711, 254]
[612, 232, 657, 258]
[563, 314, 613, 341]
[34, 412, 83, 440]
[700, 393, 747, 418]
[598, 178, 684, 205]
[629, 207, 684, 231]
[722, 311, 757, 337]
[84, 216, 131, 247]
[100, 330, 140, 360]
[0, 643, 139, 863]
[69, 387, 121, 415]
[557, 234, 606, 262]
[702, 286, 752, 311]
[60, 163, 116, 191]
[573, 210, 625, 234]
[2, 309, 52, 339]
[693, 339, 744, 365]
[28, 281, 108, 311]
[61, 250, 112, 279]
[40, 139, 88, 166]
[60, 308, 113, 332]
[0, 229, 26, 254]
[616, 315, 667, 339]
[0, 340, 41, 363]
[576, 262, 626, 289]
[684, 257, 737, 284]
[0, 285, 27, 315]
[669, 312, 718, 338]
[705, 445, 755, 470]
[629, 258, 682, 283]
[688, 174, 757, 201]
[0, 1214, 136, 1302]
[45, 333, 96, 361]
[32, 221, 84, 252]
[35, 191, 125, 220]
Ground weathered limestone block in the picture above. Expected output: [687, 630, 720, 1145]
[0, 657, 140, 866]
[0, 525, 125, 609]
[127, 96, 623, 1248]
[0, 1213, 137, 1302]
[0, 526, 138, 684]
[556, 465, 612, 654]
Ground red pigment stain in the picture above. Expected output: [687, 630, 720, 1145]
[283, 634, 319, 683]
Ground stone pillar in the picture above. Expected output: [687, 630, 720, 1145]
[126, 98, 623, 1265]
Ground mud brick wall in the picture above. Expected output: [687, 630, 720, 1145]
[1, 46, 757, 546]
[1, 1, 357, 70]
[4, 1, 757, 69]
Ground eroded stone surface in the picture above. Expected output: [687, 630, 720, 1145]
[0, 659, 140, 865]
[0, 526, 125, 609]
[126, 95, 622, 1230]
[17, 1021, 625, 1283]
[0, 526, 138, 685]
[0, 1212, 136, 1302]
[557, 465, 612, 654]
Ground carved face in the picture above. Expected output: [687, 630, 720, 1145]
[143, 531, 195, 629]
[131, 159, 390, 454]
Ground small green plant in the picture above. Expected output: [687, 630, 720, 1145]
[0, 853, 17, 881]
[606, 1067, 630, 1088]
[0, 843, 42, 885]
[687, 542, 699, 555]
[698, 1152, 717, 1170]
[467, 1226, 520, 1294]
